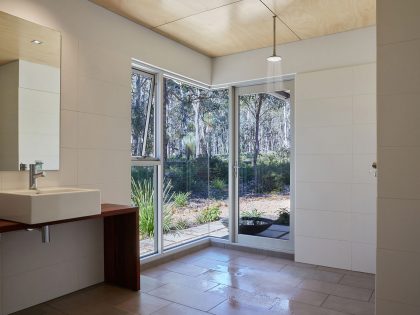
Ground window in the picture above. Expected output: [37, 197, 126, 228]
[131, 69, 156, 159]
[163, 77, 229, 250]
[131, 69, 159, 257]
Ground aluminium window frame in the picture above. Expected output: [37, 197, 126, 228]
[131, 67, 163, 257]
[133, 59, 295, 263]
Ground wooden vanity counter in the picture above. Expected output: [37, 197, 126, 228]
[0, 203, 140, 291]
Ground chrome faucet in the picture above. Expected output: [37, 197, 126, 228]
[29, 161, 46, 190]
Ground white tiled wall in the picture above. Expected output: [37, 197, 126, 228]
[0, 0, 211, 313]
[295, 64, 377, 274]
[377, 1, 420, 314]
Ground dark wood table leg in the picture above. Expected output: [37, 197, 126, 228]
[103, 210, 140, 290]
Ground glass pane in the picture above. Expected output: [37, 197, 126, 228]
[163, 78, 229, 250]
[131, 165, 158, 257]
[238, 92, 291, 240]
[131, 70, 155, 158]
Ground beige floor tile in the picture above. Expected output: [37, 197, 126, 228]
[197, 248, 240, 262]
[209, 300, 281, 315]
[146, 270, 219, 291]
[299, 279, 373, 301]
[150, 303, 209, 315]
[323, 295, 375, 315]
[12, 304, 65, 315]
[339, 274, 375, 290]
[229, 256, 287, 271]
[206, 284, 276, 309]
[159, 261, 209, 276]
[291, 288, 328, 306]
[140, 275, 166, 293]
[198, 270, 257, 292]
[116, 292, 171, 315]
[282, 265, 344, 283]
[190, 257, 246, 273]
[147, 283, 226, 311]
[279, 301, 348, 315]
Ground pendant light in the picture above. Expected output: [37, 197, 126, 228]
[267, 15, 282, 62]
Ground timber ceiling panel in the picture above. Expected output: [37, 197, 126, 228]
[0, 11, 60, 67]
[90, 0, 376, 57]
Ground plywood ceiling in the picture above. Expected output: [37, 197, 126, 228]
[90, 0, 376, 57]
[0, 11, 61, 67]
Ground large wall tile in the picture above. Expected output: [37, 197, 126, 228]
[378, 38, 420, 95]
[296, 126, 352, 155]
[352, 154, 376, 184]
[378, 147, 420, 200]
[350, 183, 376, 214]
[376, 249, 420, 307]
[295, 182, 351, 212]
[376, 298, 420, 315]
[377, 0, 420, 45]
[296, 209, 351, 241]
[296, 97, 353, 127]
[78, 76, 130, 118]
[351, 243, 376, 274]
[352, 64, 376, 95]
[296, 67, 353, 100]
[353, 124, 376, 155]
[378, 198, 420, 253]
[353, 94, 376, 124]
[60, 110, 78, 148]
[2, 261, 79, 314]
[296, 236, 351, 270]
[296, 154, 352, 183]
[351, 213, 376, 244]
[378, 93, 420, 147]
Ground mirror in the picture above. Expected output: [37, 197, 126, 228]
[0, 11, 61, 171]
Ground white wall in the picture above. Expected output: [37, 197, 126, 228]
[294, 64, 377, 273]
[212, 26, 376, 86]
[377, 1, 420, 314]
[0, 0, 211, 313]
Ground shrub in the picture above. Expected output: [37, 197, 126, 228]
[174, 191, 191, 207]
[212, 178, 225, 190]
[274, 208, 290, 226]
[196, 204, 221, 224]
[241, 208, 265, 218]
[131, 178, 175, 238]
[174, 218, 190, 230]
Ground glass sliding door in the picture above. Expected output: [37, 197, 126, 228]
[235, 82, 294, 252]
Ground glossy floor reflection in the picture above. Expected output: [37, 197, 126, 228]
[14, 246, 375, 315]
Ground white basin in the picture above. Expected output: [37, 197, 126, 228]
[0, 187, 101, 224]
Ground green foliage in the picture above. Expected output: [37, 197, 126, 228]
[175, 218, 190, 230]
[239, 152, 290, 194]
[131, 177, 176, 238]
[174, 191, 191, 207]
[212, 178, 226, 190]
[274, 208, 290, 226]
[241, 208, 265, 218]
[196, 204, 221, 224]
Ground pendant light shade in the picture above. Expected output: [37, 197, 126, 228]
[267, 15, 282, 62]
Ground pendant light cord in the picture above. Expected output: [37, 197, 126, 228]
[273, 15, 276, 56]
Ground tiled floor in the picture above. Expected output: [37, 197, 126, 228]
[14, 246, 375, 315]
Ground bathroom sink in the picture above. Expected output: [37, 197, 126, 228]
[0, 187, 101, 224]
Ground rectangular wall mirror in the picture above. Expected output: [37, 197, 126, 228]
[0, 11, 61, 171]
